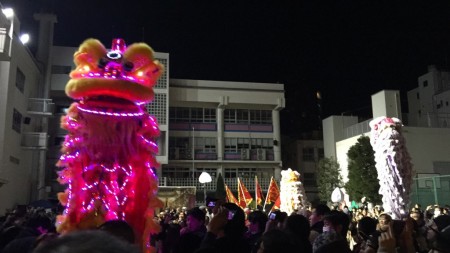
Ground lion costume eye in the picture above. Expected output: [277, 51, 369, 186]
[107, 50, 122, 60]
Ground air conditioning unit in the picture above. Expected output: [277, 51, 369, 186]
[240, 149, 250, 160]
[256, 149, 266, 160]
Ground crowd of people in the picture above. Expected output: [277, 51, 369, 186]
[0, 202, 449, 253]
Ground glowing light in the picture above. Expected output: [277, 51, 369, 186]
[19, 34, 30, 44]
[137, 71, 143, 77]
[2, 8, 14, 18]
[83, 65, 90, 71]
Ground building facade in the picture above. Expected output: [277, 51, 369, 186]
[323, 88, 450, 186]
[0, 7, 55, 213]
[162, 79, 285, 197]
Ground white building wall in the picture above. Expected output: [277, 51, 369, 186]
[322, 115, 358, 158]
[336, 134, 367, 183]
[402, 127, 450, 173]
[0, 36, 41, 214]
[371, 90, 401, 119]
[407, 87, 421, 126]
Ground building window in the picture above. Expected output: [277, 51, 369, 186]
[12, 108, 22, 133]
[204, 108, 216, 123]
[194, 137, 216, 153]
[191, 108, 203, 123]
[250, 110, 272, 124]
[169, 107, 216, 123]
[225, 138, 273, 152]
[423, 80, 428, 87]
[9, 156, 20, 165]
[446, 101, 449, 106]
[416, 93, 420, 99]
[303, 173, 317, 187]
[236, 109, 248, 124]
[224, 109, 236, 123]
[162, 167, 192, 178]
[16, 68, 25, 93]
[225, 138, 238, 152]
[318, 148, 324, 160]
[302, 148, 315, 161]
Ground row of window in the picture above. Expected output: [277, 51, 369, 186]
[169, 107, 272, 124]
[169, 137, 274, 153]
[170, 107, 216, 123]
[302, 147, 325, 161]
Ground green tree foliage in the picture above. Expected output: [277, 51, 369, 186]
[344, 136, 381, 204]
[317, 157, 343, 203]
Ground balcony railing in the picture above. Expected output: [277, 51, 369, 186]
[344, 119, 372, 138]
[21, 132, 48, 150]
[27, 98, 55, 116]
[159, 177, 273, 192]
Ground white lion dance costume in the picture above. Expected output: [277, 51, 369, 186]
[279, 168, 309, 214]
[369, 117, 414, 219]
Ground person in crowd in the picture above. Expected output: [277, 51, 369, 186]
[256, 229, 295, 253]
[428, 214, 450, 253]
[283, 213, 312, 253]
[245, 210, 268, 253]
[98, 219, 135, 244]
[352, 216, 377, 253]
[312, 210, 351, 253]
[174, 207, 207, 253]
[309, 204, 331, 243]
[263, 210, 287, 233]
[33, 230, 140, 253]
[200, 203, 250, 253]
[1, 207, 56, 253]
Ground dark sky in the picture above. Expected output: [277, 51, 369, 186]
[5, 0, 450, 135]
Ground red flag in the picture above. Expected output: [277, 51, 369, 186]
[271, 195, 281, 211]
[225, 184, 238, 204]
[237, 178, 253, 209]
[255, 175, 263, 206]
[263, 177, 280, 210]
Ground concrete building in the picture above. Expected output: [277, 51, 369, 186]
[282, 131, 323, 202]
[323, 86, 450, 185]
[163, 79, 285, 196]
[0, 6, 55, 212]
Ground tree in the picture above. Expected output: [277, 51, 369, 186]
[345, 136, 381, 204]
[214, 173, 226, 202]
[317, 157, 343, 203]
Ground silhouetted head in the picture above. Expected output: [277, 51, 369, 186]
[98, 219, 135, 243]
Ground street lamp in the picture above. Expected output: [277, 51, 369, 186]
[199, 171, 212, 205]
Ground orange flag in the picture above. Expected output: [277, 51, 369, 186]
[263, 176, 280, 210]
[225, 184, 238, 204]
[255, 175, 264, 207]
[237, 178, 253, 209]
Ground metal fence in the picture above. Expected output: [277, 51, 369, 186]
[410, 175, 450, 207]
[159, 177, 273, 193]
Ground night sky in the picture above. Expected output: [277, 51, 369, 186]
[4, 0, 450, 135]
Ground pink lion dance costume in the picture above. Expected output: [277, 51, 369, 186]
[56, 38, 164, 252]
